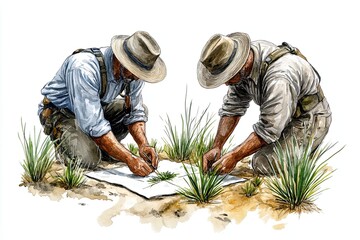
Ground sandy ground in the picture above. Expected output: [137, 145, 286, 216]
[20, 157, 318, 232]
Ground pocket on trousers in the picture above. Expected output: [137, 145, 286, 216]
[315, 114, 331, 130]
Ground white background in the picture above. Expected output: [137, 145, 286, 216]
[1, 0, 359, 239]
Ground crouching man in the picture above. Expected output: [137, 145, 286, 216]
[38, 31, 166, 176]
[197, 32, 331, 175]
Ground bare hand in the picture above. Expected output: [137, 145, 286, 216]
[140, 145, 158, 169]
[212, 152, 238, 175]
[202, 148, 221, 173]
[127, 156, 154, 176]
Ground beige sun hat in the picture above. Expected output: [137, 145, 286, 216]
[197, 32, 251, 89]
[111, 31, 166, 83]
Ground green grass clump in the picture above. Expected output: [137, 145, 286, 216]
[147, 171, 178, 186]
[177, 160, 225, 203]
[162, 89, 214, 161]
[127, 143, 139, 156]
[18, 120, 55, 183]
[265, 135, 343, 210]
[191, 134, 215, 162]
[149, 138, 163, 153]
[56, 158, 86, 189]
[241, 181, 257, 197]
[241, 176, 263, 197]
[251, 176, 263, 187]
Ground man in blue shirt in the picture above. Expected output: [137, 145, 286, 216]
[38, 31, 166, 176]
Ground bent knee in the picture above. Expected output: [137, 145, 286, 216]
[252, 152, 276, 176]
[75, 137, 101, 169]
[59, 130, 101, 170]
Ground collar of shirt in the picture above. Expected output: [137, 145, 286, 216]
[104, 47, 133, 85]
[248, 44, 261, 85]
[103, 47, 120, 84]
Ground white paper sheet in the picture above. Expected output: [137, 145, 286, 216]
[86, 160, 245, 199]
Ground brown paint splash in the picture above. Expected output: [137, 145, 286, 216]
[21, 159, 323, 231]
[98, 196, 126, 227]
[273, 223, 286, 230]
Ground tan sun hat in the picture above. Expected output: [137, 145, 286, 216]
[197, 32, 251, 89]
[111, 31, 166, 83]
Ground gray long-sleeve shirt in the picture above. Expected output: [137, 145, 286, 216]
[38, 47, 147, 137]
[219, 40, 331, 144]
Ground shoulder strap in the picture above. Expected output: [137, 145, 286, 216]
[258, 42, 321, 105]
[72, 48, 108, 99]
[125, 81, 131, 113]
[259, 42, 320, 81]
[259, 42, 323, 107]
[259, 42, 306, 81]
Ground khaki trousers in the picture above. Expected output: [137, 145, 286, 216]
[251, 112, 332, 175]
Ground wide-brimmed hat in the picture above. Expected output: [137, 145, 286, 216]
[197, 32, 250, 89]
[111, 31, 166, 83]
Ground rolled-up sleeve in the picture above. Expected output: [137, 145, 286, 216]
[219, 85, 252, 117]
[123, 80, 148, 125]
[253, 78, 297, 143]
[67, 68, 111, 137]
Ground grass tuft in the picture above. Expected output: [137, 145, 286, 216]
[149, 138, 163, 153]
[265, 134, 344, 211]
[147, 171, 178, 186]
[18, 120, 55, 183]
[55, 158, 86, 189]
[162, 89, 215, 161]
[241, 181, 258, 197]
[251, 176, 263, 187]
[177, 160, 225, 203]
[127, 143, 139, 156]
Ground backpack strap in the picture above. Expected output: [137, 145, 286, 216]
[72, 48, 108, 99]
[258, 42, 324, 117]
[259, 42, 308, 81]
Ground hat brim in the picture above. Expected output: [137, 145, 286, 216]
[111, 35, 167, 83]
[197, 32, 250, 89]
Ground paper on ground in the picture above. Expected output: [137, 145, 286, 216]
[86, 160, 246, 199]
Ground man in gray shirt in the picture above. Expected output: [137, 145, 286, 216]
[39, 31, 166, 176]
[197, 32, 331, 175]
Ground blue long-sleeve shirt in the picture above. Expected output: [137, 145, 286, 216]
[38, 47, 147, 137]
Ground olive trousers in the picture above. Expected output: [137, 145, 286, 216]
[39, 98, 145, 169]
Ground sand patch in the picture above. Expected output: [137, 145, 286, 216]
[20, 159, 323, 231]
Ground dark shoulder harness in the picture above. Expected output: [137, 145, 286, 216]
[72, 48, 108, 99]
